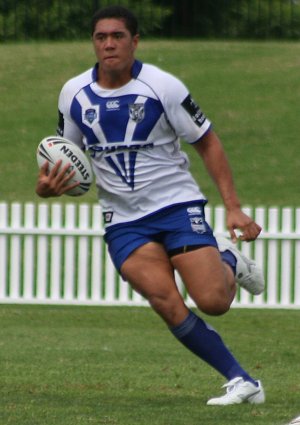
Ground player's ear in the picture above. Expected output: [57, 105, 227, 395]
[132, 33, 139, 49]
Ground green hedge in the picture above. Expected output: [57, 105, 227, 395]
[0, 0, 299, 41]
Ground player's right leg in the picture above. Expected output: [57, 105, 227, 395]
[120, 242, 265, 406]
[121, 241, 190, 326]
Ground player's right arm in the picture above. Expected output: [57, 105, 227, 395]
[35, 160, 79, 198]
[36, 81, 83, 198]
[56, 78, 85, 146]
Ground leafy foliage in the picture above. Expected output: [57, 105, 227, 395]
[0, 0, 172, 40]
[0, 0, 299, 41]
[161, 0, 300, 38]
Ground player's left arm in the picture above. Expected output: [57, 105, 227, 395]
[193, 129, 261, 242]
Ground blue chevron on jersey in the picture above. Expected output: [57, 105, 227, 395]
[131, 97, 164, 140]
[105, 151, 137, 189]
[70, 84, 164, 146]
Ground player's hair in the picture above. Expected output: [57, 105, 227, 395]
[91, 5, 139, 37]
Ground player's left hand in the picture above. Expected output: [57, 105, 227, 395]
[226, 208, 262, 243]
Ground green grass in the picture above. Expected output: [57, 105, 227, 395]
[0, 40, 299, 206]
[0, 305, 299, 425]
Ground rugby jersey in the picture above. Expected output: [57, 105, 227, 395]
[57, 60, 211, 227]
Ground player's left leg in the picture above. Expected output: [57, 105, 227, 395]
[216, 235, 265, 295]
[171, 245, 235, 316]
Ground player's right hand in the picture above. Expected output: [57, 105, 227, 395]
[35, 160, 79, 198]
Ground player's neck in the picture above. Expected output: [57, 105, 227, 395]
[97, 68, 132, 89]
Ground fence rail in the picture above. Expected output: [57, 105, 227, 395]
[0, 202, 299, 308]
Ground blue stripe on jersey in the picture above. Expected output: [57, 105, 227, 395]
[105, 151, 137, 189]
[84, 86, 133, 143]
[70, 96, 100, 145]
[71, 84, 164, 146]
[132, 97, 164, 140]
[131, 60, 143, 78]
[92, 64, 98, 81]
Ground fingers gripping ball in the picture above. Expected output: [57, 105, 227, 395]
[37, 136, 93, 196]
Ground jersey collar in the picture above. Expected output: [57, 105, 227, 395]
[92, 59, 143, 81]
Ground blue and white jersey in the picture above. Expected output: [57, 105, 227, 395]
[57, 60, 211, 227]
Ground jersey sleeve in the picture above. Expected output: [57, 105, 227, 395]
[57, 81, 84, 148]
[161, 73, 211, 144]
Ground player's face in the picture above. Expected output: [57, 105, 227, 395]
[92, 18, 139, 79]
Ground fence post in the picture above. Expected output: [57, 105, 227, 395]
[50, 203, 63, 301]
[253, 206, 266, 306]
[91, 204, 103, 302]
[77, 204, 90, 302]
[281, 208, 293, 305]
[295, 208, 300, 304]
[23, 203, 35, 301]
[36, 203, 49, 301]
[0, 202, 8, 299]
[64, 204, 76, 301]
[10, 203, 22, 299]
[267, 207, 279, 305]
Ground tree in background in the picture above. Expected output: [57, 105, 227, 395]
[0, 0, 171, 40]
[0, 0, 299, 40]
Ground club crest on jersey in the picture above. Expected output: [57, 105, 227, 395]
[83, 107, 99, 127]
[129, 103, 145, 123]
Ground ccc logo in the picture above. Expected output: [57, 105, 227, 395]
[106, 100, 120, 110]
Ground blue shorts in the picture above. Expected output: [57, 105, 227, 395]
[104, 201, 217, 272]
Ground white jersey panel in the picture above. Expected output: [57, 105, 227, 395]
[137, 64, 211, 144]
[57, 68, 93, 147]
[57, 61, 211, 227]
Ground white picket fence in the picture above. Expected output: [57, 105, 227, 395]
[0, 202, 299, 308]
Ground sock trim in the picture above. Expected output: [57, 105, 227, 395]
[170, 311, 198, 339]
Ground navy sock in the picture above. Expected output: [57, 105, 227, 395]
[170, 310, 256, 385]
[221, 249, 237, 276]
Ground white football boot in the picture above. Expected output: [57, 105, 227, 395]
[207, 377, 265, 406]
[216, 236, 265, 295]
[286, 416, 300, 425]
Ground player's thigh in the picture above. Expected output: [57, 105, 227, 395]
[120, 242, 188, 324]
[171, 246, 232, 314]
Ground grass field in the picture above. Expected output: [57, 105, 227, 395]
[0, 40, 299, 206]
[0, 41, 299, 425]
[0, 305, 300, 425]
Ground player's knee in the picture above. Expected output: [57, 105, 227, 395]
[200, 300, 230, 316]
[148, 291, 185, 324]
[194, 290, 231, 316]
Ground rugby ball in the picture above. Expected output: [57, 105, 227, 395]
[36, 136, 93, 196]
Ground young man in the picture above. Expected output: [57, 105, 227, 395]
[36, 6, 265, 405]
